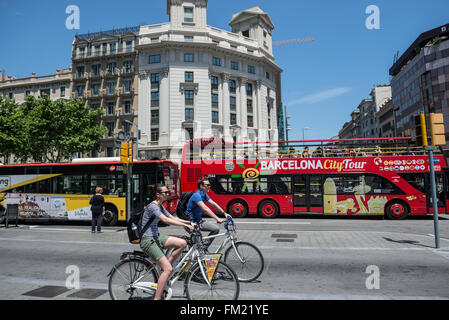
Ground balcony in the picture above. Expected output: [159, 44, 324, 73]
[121, 66, 135, 75]
[74, 72, 88, 80]
[119, 88, 134, 97]
[104, 68, 119, 78]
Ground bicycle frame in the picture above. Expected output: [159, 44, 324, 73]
[130, 233, 212, 299]
[201, 220, 246, 263]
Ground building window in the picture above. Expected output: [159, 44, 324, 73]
[212, 111, 219, 124]
[149, 55, 161, 64]
[151, 73, 160, 87]
[8, 92, 13, 100]
[230, 96, 236, 110]
[123, 79, 133, 93]
[91, 103, 100, 110]
[151, 92, 160, 107]
[211, 76, 219, 90]
[151, 129, 159, 142]
[185, 71, 194, 83]
[124, 100, 131, 114]
[184, 53, 194, 63]
[76, 66, 85, 78]
[91, 83, 100, 96]
[231, 61, 239, 71]
[110, 43, 116, 54]
[185, 108, 194, 121]
[184, 7, 194, 23]
[106, 81, 116, 95]
[230, 113, 237, 126]
[211, 93, 219, 107]
[126, 41, 132, 52]
[212, 57, 221, 66]
[247, 99, 253, 113]
[123, 60, 133, 73]
[106, 122, 115, 137]
[76, 85, 84, 97]
[185, 90, 194, 106]
[60, 86, 66, 97]
[246, 83, 253, 96]
[40, 89, 50, 97]
[266, 71, 271, 80]
[25, 90, 31, 97]
[92, 64, 101, 76]
[106, 102, 115, 115]
[184, 35, 194, 40]
[151, 110, 159, 125]
[107, 62, 117, 75]
[248, 65, 255, 74]
[229, 80, 236, 93]
[247, 115, 254, 127]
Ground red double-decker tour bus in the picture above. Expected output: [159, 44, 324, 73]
[180, 137, 449, 219]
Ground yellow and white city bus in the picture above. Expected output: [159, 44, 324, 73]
[0, 158, 178, 225]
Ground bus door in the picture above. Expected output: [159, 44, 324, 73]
[293, 175, 323, 213]
[425, 173, 446, 213]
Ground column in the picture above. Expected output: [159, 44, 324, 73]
[239, 78, 248, 134]
[159, 68, 169, 146]
[221, 73, 230, 133]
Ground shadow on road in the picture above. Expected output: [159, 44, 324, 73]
[382, 237, 434, 249]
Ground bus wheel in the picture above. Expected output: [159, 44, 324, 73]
[228, 200, 248, 218]
[103, 205, 118, 226]
[258, 200, 278, 219]
[385, 201, 408, 220]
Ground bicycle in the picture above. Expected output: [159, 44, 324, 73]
[177, 217, 264, 283]
[107, 223, 240, 300]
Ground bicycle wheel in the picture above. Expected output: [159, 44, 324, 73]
[108, 258, 159, 300]
[184, 261, 240, 300]
[224, 241, 264, 282]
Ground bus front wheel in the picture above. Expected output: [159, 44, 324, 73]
[385, 201, 409, 220]
[228, 200, 248, 218]
[258, 200, 279, 219]
[103, 204, 118, 226]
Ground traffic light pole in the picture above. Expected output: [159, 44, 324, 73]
[126, 159, 132, 223]
[425, 145, 440, 249]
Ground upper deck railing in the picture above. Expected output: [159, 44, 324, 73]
[183, 137, 443, 162]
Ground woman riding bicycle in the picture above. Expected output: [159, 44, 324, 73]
[140, 184, 193, 300]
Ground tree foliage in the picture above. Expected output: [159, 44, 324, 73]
[0, 95, 107, 163]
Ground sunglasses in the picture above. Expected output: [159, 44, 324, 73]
[203, 184, 211, 187]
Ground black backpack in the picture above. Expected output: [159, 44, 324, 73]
[127, 210, 155, 244]
[176, 191, 195, 221]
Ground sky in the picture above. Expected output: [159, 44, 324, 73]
[1, 0, 448, 141]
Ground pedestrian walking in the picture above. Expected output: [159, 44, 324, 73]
[90, 187, 105, 233]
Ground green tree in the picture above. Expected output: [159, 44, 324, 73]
[10, 95, 107, 163]
[0, 95, 22, 163]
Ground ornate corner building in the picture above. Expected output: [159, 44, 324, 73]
[2, 0, 284, 163]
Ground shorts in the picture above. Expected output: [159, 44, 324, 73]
[140, 234, 170, 262]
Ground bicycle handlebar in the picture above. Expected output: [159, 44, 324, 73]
[224, 216, 234, 231]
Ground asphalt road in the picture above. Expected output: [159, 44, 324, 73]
[0, 216, 448, 301]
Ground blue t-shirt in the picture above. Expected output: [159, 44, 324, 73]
[186, 190, 210, 222]
[141, 202, 170, 237]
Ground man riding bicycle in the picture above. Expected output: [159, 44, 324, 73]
[186, 176, 231, 249]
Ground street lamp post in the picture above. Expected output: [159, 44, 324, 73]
[303, 127, 311, 143]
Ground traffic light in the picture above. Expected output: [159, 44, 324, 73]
[120, 142, 130, 164]
[414, 113, 428, 147]
[429, 113, 446, 146]
[127, 141, 133, 163]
